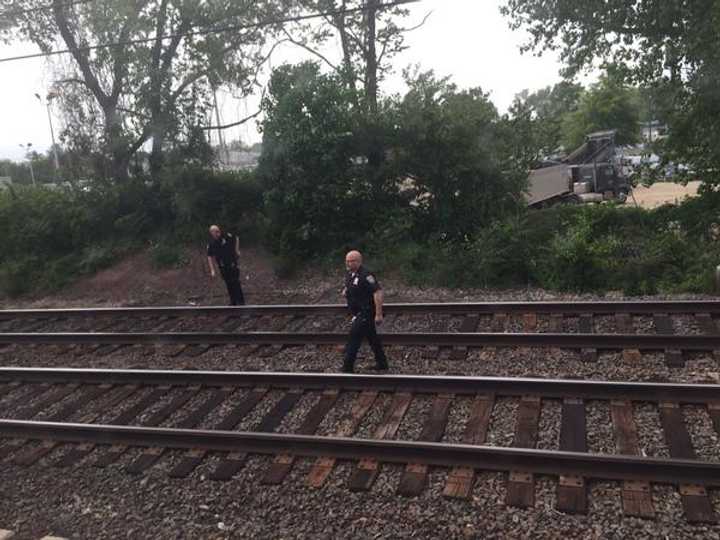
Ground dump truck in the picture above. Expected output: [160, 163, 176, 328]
[525, 130, 631, 207]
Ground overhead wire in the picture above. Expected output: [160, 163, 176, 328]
[0, 0, 419, 63]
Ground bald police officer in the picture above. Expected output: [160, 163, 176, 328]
[207, 225, 246, 306]
[342, 250, 388, 373]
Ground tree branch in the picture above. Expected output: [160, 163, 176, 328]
[127, 125, 152, 155]
[397, 9, 432, 33]
[52, 0, 109, 106]
[201, 107, 262, 131]
[281, 27, 341, 72]
[54, 77, 90, 90]
[110, 0, 149, 102]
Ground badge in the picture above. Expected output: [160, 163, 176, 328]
[366, 275, 376, 284]
[353, 277, 359, 285]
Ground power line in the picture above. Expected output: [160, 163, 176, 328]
[0, 0, 419, 64]
[0, 0, 95, 19]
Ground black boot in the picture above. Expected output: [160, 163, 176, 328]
[342, 358, 354, 374]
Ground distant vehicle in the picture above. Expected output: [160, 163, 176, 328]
[525, 130, 631, 207]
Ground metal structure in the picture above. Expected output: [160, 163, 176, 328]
[1, 299, 720, 320]
[0, 368, 717, 402]
[526, 130, 631, 207]
[1, 331, 718, 352]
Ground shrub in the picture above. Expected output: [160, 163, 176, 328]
[150, 242, 188, 269]
[0, 167, 264, 298]
[161, 166, 264, 243]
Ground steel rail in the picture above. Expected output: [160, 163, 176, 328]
[0, 419, 718, 486]
[1, 331, 719, 351]
[0, 368, 718, 403]
[0, 300, 719, 320]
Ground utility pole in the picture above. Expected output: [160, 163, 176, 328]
[35, 92, 61, 180]
[19, 143, 36, 186]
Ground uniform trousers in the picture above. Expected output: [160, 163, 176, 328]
[220, 266, 245, 306]
[343, 313, 388, 372]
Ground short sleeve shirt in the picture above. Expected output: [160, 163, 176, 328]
[344, 266, 381, 316]
[207, 232, 238, 269]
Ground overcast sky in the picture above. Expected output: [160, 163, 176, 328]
[0, 0, 565, 161]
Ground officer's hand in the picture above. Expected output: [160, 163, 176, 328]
[375, 315, 384, 325]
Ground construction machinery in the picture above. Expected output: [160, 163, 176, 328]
[525, 130, 631, 207]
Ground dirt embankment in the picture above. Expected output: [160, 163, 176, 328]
[1, 243, 716, 310]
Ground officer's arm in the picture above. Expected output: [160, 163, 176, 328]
[207, 256, 216, 277]
[373, 289, 384, 321]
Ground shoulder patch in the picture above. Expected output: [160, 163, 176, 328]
[366, 274, 376, 285]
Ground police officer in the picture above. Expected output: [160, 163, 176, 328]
[342, 250, 388, 373]
[206, 224, 245, 306]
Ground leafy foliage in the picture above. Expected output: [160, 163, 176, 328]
[2, 0, 293, 180]
[501, 0, 720, 185]
[510, 81, 583, 157]
[257, 63, 527, 269]
[391, 69, 525, 239]
[367, 197, 720, 295]
[0, 168, 262, 297]
[258, 62, 365, 263]
[561, 74, 640, 149]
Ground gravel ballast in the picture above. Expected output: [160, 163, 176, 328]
[3, 273, 720, 538]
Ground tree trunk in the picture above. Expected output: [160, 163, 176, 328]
[149, 127, 165, 178]
[364, 0, 378, 115]
[103, 105, 130, 181]
[335, 0, 358, 93]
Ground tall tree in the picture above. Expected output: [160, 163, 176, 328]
[561, 74, 640, 150]
[258, 62, 367, 261]
[392, 69, 524, 239]
[285, 0, 427, 111]
[511, 81, 583, 157]
[283, 0, 429, 192]
[2, 0, 291, 180]
[501, 0, 720, 185]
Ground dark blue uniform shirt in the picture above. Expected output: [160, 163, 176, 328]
[345, 266, 381, 317]
[207, 232, 238, 270]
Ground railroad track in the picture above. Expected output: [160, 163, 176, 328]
[1, 301, 719, 335]
[0, 301, 719, 367]
[1, 330, 718, 367]
[0, 368, 719, 522]
[3, 300, 720, 318]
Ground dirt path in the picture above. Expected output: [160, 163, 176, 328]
[1, 247, 316, 309]
[631, 181, 701, 209]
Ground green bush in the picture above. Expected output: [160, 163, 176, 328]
[150, 241, 188, 269]
[365, 195, 720, 295]
[162, 166, 263, 243]
[0, 257, 39, 297]
[0, 167, 264, 298]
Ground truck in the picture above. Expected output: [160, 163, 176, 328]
[525, 130, 631, 208]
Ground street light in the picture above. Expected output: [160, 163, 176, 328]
[18, 142, 36, 186]
[35, 91, 60, 178]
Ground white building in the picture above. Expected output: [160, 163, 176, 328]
[640, 121, 668, 142]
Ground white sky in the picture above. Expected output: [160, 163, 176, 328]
[0, 0, 564, 161]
